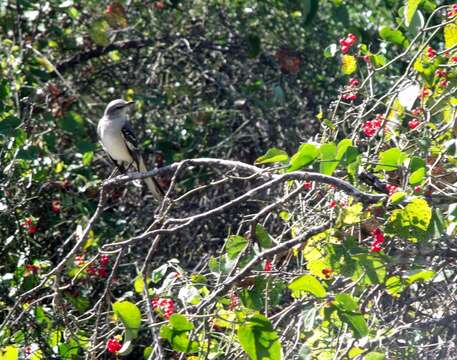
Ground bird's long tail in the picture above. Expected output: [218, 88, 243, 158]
[137, 156, 164, 202]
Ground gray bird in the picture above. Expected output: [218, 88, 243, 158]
[97, 99, 164, 201]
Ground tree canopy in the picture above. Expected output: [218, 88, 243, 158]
[1, 0, 457, 359]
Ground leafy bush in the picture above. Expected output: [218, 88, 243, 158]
[1, 0, 457, 359]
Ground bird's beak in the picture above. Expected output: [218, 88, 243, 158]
[126, 101, 135, 107]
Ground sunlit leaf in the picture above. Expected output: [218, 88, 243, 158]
[226, 235, 248, 260]
[404, 0, 421, 26]
[255, 148, 288, 164]
[341, 54, 357, 75]
[444, 23, 457, 49]
[288, 274, 327, 298]
[237, 314, 282, 360]
[288, 143, 319, 171]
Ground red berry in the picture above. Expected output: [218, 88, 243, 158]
[370, 243, 382, 253]
[408, 118, 421, 129]
[385, 184, 399, 195]
[373, 228, 385, 244]
[105, 5, 113, 14]
[452, 56, 457, 63]
[25, 264, 39, 273]
[322, 268, 333, 278]
[349, 78, 359, 87]
[97, 267, 108, 278]
[435, 69, 447, 78]
[363, 54, 371, 63]
[411, 107, 423, 117]
[99, 255, 110, 267]
[303, 181, 313, 190]
[414, 186, 421, 193]
[438, 79, 448, 88]
[329, 200, 337, 208]
[339, 38, 350, 47]
[341, 45, 350, 54]
[264, 259, 273, 272]
[427, 47, 437, 59]
[51, 199, 61, 214]
[347, 33, 358, 44]
[28, 225, 37, 235]
[419, 88, 432, 98]
[107, 338, 122, 353]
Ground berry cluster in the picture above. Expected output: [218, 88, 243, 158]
[22, 218, 37, 235]
[339, 33, 358, 54]
[75, 254, 110, 278]
[264, 259, 273, 272]
[447, 4, 457, 17]
[106, 337, 122, 353]
[370, 228, 385, 253]
[322, 268, 333, 279]
[385, 184, 399, 196]
[303, 181, 313, 190]
[408, 118, 421, 130]
[151, 297, 175, 319]
[427, 47, 437, 59]
[362, 114, 383, 137]
[419, 87, 432, 99]
[342, 77, 360, 101]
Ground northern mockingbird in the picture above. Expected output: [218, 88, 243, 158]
[98, 99, 164, 201]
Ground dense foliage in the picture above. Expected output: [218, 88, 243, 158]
[1, 0, 457, 359]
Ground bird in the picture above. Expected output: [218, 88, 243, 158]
[97, 99, 164, 201]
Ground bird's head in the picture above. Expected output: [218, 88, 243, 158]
[104, 99, 135, 118]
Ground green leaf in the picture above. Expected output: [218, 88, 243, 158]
[404, 0, 421, 26]
[351, 254, 387, 285]
[246, 34, 261, 58]
[159, 321, 199, 353]
[319, 143, 337, 175]
[386, 198, 432, 241]
[385, 275, 405, 297]
[113, 301, 141, 338]
[334, 294, 368, 339]
[409, 157, 426, 185]
[339, 203, 363, 225]
[341, 54, 357, 75]
[226, 235, 248, 260]
[0, 345, 19, 360]
[337, 311, 368, 339]
[334, 293, 358, 312]
[237, 314, 282, 360]
[59, 112, 85, 135]
[444, 23, 457, 49]
[143, 346, 152, 359]
[288, 274, 327, 298]
[255, 224, 273, 248]
[389, 191, 407, 205]
[288, 143, 319, 171]
[375, 147, 407, 171]
[134, 276, 145, 293]
[0, 116, 20, 135]
[255, 147, 288, 164]
[379, 27, 409, 48]
[364, 352, 386, 360]
[406, 269, 435, 285]
[89, 18, 110, 46]
[169, 314, 194, 331]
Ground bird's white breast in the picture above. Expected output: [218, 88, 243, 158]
[98, 119, 132, 162]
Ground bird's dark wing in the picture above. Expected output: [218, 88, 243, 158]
[358, 172, 389, 194]
[121, 122, 140, 165]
